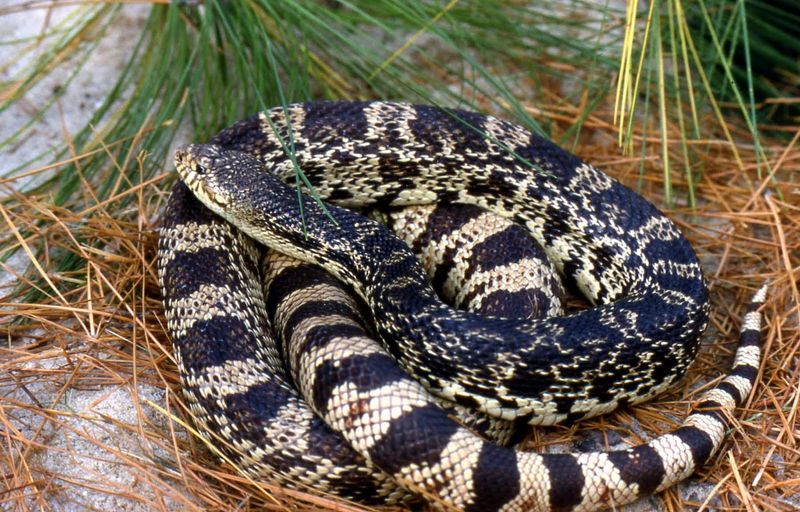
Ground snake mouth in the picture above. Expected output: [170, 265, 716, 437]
[174, 144, 231, 210]
[174, 145, 202, 191]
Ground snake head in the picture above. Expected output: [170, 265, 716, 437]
[174, 144, 237, 212]
[174, 143, 299, 233]
[174, 142, 340, 252]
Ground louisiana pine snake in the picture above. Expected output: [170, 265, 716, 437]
[157, 101, 766, 511]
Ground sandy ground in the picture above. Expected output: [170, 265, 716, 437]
[1, 5, 190, 511]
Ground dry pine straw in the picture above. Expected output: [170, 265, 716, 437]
[0, 105, 797, 512]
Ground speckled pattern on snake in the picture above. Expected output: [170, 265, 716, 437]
[157, 101, 766, 511]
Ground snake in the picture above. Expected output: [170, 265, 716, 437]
[157, 101, 766, 511]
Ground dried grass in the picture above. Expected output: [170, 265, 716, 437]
[1, 97, 797, 511]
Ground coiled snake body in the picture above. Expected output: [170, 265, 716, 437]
[157, 101, 765, 511]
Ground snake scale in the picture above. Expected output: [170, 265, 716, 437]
[157, 101, 766, 511]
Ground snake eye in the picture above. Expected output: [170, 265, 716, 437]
[192, 160, 207, 175]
